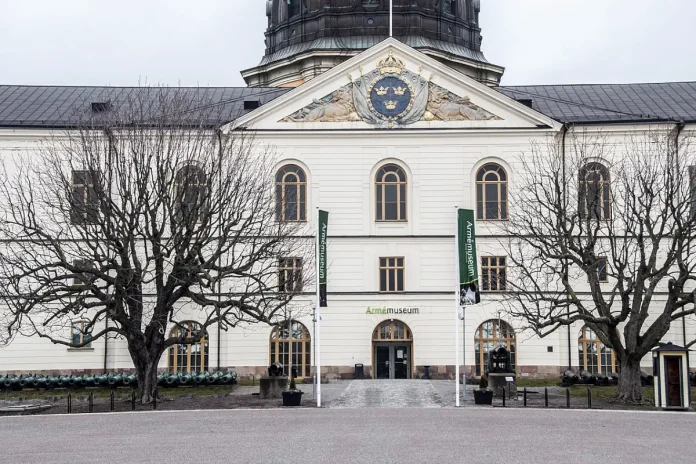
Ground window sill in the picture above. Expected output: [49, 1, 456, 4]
[67, 347, 94, 352]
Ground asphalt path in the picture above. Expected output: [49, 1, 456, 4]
[0, 408, 693, 463]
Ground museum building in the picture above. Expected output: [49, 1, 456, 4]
[0, 0, 696, 380]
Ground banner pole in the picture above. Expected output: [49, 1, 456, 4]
[455, 206, 460, 407]
[316, 207, 322, 408]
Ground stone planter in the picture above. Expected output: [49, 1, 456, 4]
[282, 390, 303, 407]
[473, 390, 493, 405]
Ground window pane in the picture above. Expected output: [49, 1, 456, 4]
[380, 269, 387, 291]
[388, 269, 395, 291]
[385, 185, 397, 202]
[385, 203, 397, 220]
[397, 269, 404, 292]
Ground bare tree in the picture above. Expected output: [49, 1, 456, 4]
[0, 88, 309, 403]
[503, 126, 696, 402]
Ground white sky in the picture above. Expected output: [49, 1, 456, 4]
[0, 0, 693, 87]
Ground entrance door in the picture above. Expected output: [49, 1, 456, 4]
[375, 345, 391, 379]
[394, 345, 410, 379]
[665, 356, 683, 408]
[373, 343, 411, 379]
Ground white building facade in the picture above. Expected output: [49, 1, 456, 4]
[0, 39, 695, 380]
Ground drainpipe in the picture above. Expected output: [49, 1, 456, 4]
[561, 122, 572, 371]
[216, 129, 224, 371]
[674, 122, 687, 347]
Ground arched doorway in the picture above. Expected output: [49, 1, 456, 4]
[372, 320, 413, 379]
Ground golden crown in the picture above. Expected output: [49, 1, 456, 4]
[383, 100, 398, 110]
[375, 86, 389, 96]
[393, 86, 407, 96]
[378, 52, 406, 74]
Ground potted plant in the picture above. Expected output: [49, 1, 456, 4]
[282, 377, 303, 407]
[473, 375, 493, 405]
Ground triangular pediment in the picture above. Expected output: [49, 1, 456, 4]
[228, 39, 561, 131]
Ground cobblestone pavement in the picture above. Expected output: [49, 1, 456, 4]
[327, 380, 444, 408]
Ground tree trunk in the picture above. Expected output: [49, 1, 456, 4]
[616, 356, 643, 403]
[128, 335, 165, 404]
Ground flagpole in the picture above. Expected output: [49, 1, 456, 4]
[455, 206, 460, 407]
[316, 207, 322, 408]
[389, 0, 393, 37]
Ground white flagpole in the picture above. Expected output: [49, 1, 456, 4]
[455, 206, 460, 407]
[389, 0, 393, 37]
[316, 207, 322, 408]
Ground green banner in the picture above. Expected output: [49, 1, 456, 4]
[458, 209, 480, 306]
[318, 210, 328, 307]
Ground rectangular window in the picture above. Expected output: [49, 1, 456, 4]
[72, 259, 94, 286]
[71, 320, 92, 348]
[597, 257, 608, 282]
[71, 170, 99, 224]
[481, 256, 507, 291]
[279, 258, 303, 292]
[379, 257, 404, 293]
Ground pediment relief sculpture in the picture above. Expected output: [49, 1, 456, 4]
[280, 52, 502, 127]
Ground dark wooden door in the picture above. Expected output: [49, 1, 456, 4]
[665, 356, 683, 408]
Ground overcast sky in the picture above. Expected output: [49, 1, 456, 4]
[0, 0, 694, 87]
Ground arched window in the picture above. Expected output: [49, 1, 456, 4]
[376, 164, 407, 222]
[270, 321, 311, 377]
[476, 163, 508, 220]
[175, 165, 208, 223]
[474, 319, 516, 376]
[372, 320, 413, 342]
[578, 326, 616, 374]
[275, 165, 307, 222]
[168, 321, 209, 373]
[579, 163, 611, 220]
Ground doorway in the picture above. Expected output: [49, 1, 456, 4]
[665, 356, 683, 408]
[374, 343, 411, 379]
[372, 320, 413, 380]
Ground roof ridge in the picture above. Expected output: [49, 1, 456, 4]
[499, 81, 696, 88]
[0, 84, 280, 90]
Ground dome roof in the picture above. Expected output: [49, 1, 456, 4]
[242, 0, 504, 88]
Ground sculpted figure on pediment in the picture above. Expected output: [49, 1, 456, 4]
[423, 84, 500, 121]
[281, 87, 361, 123]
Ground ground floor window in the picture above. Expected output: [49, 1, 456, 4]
[474, 319, 516, 376]
[270, 321, 311, 377]
[168, 321, 209, 373]
[578, 326, 616, 374]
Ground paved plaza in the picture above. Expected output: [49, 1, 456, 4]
[1, 407, 694, 463]
[328, 379, 444, 408]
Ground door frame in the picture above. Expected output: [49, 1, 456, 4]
[371, 320, 415, 379]
[372, 342, 413, 379]
[664, 355, 684, 408]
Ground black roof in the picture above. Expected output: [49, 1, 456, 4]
[496, 82, 696, 124]
[1, 81, 696, 128]
[0, 86, 290, 128]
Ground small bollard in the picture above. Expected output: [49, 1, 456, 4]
[67, 393, 72, 414]
[544, 387, 548, 408]
[566, 388, 570, 409]
[502, 389, 506, 407]
[88, 392, 94, 413]
[587, 388, 592, 409]
[110, 390, 115, 412]
[524, 388, 527, 407]
[131, 390, 136, 411]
